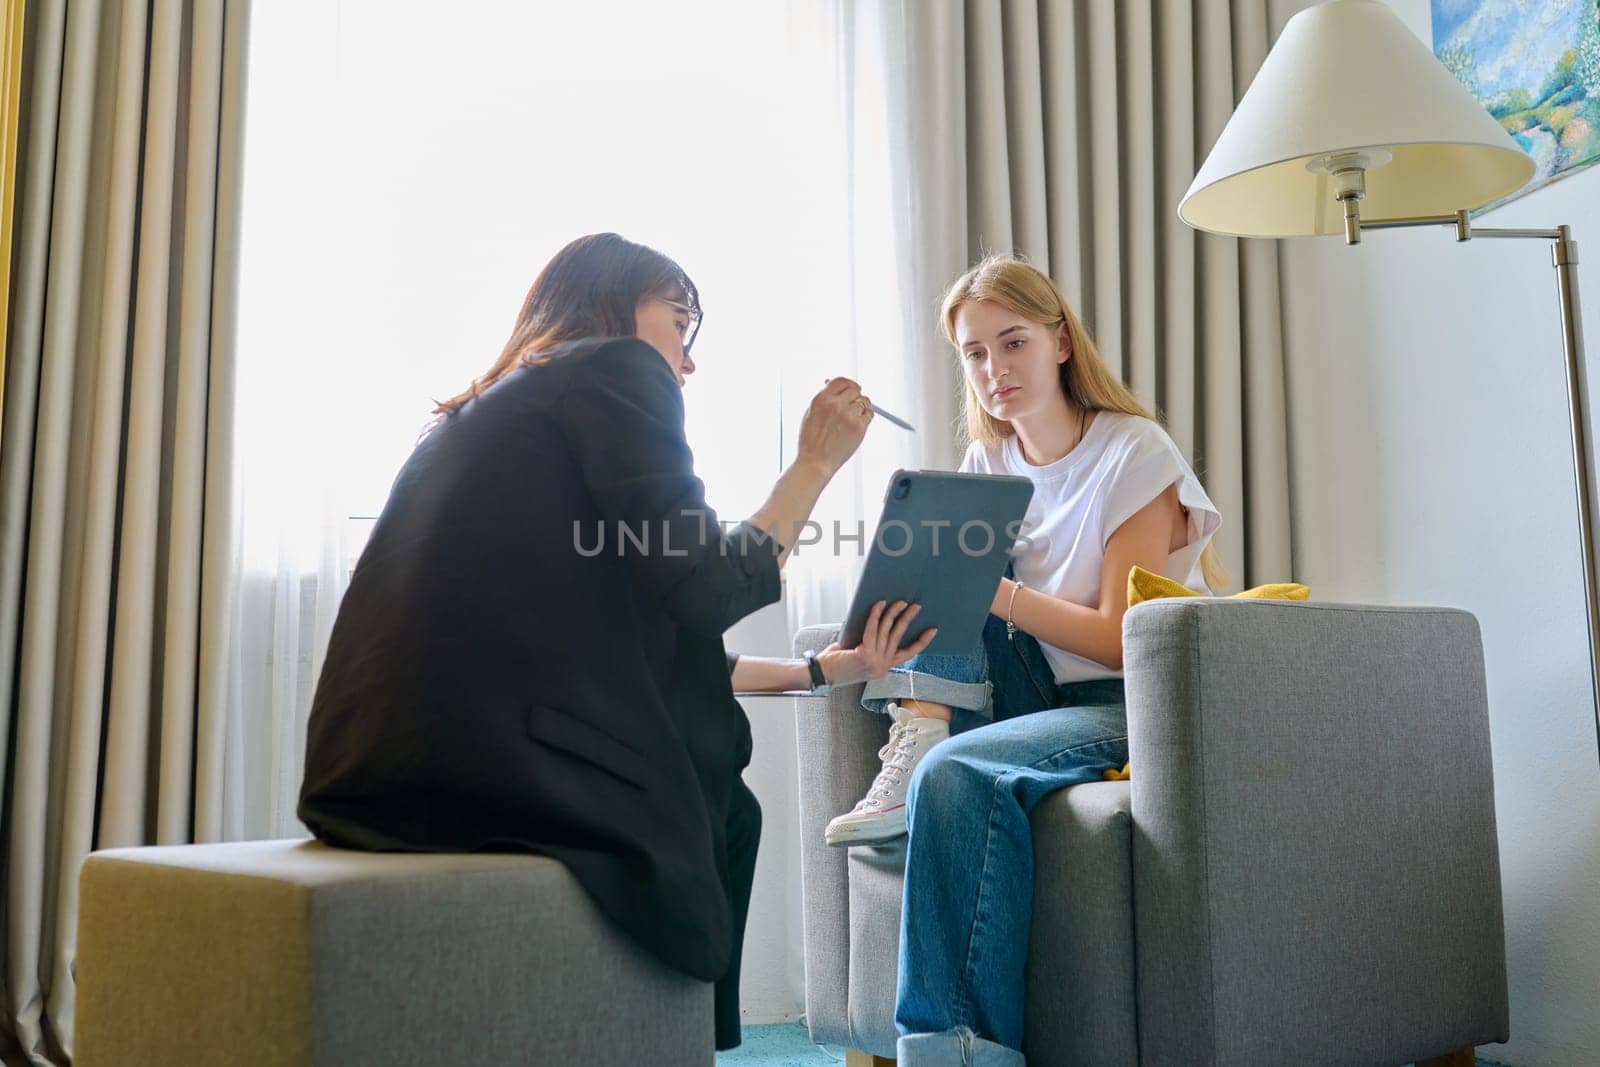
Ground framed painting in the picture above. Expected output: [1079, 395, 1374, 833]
[1433, 0, 1600, 200]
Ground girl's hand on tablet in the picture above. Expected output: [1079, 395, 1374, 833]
[815, 600, 936, 685]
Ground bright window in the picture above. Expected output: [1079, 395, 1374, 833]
[232, 0, 845, 838]
[237, 0, 820, 578]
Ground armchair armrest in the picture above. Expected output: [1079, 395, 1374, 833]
[791, 623, 887, 1047]
[1123, 598, 1508, 1065]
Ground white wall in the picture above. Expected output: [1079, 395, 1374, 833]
[1273, 2, 1600, 1063]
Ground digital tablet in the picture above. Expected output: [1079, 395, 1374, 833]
[838, 470, 1034, 656]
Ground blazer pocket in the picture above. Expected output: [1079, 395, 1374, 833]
[526, 705, 652, 790]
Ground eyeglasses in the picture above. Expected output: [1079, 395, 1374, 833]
[658, 297, 703, 355]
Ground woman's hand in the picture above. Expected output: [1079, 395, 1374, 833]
[749, 379, 876, 568]
[815, 600, 936, 686]
[795, 378, 873, 476]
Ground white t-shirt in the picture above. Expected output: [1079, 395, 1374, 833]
[961, 411, 1222, 684]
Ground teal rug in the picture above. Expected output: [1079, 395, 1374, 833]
[718, 1023, 840, 1064]
[717, 1023, 1517, 1065]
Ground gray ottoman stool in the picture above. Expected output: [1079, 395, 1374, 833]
[75, 839, 712, 1065]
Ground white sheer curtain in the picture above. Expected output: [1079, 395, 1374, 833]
[229, 0, 363, 840]
[230, 0, 851, 839]
[778, 1, 966, 638]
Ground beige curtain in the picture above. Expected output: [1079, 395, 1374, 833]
[0, 0, 249, 1062]
[883, 0, 1293, 586]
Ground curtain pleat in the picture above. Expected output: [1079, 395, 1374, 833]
[1196, 0, 1251, 585]
[1084, 1, 1124, 381]
[965, 2, 1011, 260]
[168, 0, 229, 846]
[44, 0, 150, 1049]
[999, 0, 1048, 263]
[6, 1, 104, 1057]
[1122, 1, 1158, 403]
[1156, 0, 1198, 458]
[197, 0, 247, 847]
[899, 0, 966, 468]
[0, 1, 249, 1061]
[99, 0, 177, 852]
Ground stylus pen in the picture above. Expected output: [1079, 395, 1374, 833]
[823, 380, 917, 432]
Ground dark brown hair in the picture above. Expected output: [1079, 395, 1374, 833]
[431, 232, 699, 420]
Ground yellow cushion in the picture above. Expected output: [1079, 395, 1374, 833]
[1102, 566, 1311, 780]
[1126, 565, 1310, 607]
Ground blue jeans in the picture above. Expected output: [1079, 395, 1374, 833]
[859, 612, 1128, 1066]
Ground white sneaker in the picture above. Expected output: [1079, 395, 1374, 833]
[825, 703, 950, 847]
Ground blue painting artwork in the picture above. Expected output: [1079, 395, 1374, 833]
[1433, 0, 1600, 199]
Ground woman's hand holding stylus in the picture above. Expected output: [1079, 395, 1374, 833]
[796, 377, 874, 476]
[747, 378, 873, 567]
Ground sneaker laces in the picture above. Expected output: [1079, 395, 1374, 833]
[858, 719, 923, 808]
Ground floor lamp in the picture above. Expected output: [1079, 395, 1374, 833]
[1179, 0, 1597, 766]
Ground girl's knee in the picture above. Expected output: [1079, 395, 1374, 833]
[907, 738, 984, 810]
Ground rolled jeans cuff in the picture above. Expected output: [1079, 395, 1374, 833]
[861, 672, 992, 718]
[896, 1030, 1025, 1067]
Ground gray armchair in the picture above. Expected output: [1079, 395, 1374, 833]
[793, 598, 1509, 1066]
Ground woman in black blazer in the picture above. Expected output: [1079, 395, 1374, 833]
[298, 233, 931, 1050]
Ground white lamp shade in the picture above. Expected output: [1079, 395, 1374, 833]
[1178, 0, 1534, 237]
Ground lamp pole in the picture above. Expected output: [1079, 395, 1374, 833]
[1335, 188, 1598, 765]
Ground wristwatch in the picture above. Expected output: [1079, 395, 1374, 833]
[803, 649, 831, 695]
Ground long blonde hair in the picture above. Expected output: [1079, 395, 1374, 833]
[941, 254, 1228, 593]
